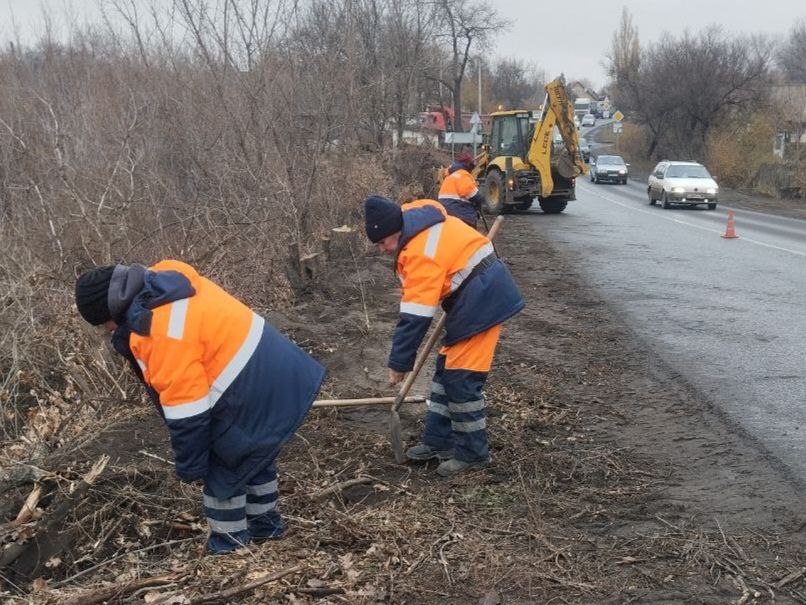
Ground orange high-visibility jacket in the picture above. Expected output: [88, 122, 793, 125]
[129, 260, 261, 421]
[111, 260, 324, 497]
[439, 167, 479, 201]
[438, 167, 481, 225]
[388, 200, 523, 372]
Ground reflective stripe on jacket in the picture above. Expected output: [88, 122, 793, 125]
[122, 260, 325, 497]
[389, 200, 524, 372]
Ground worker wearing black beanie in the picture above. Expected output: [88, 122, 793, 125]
[72, 259, 325, 556]
[75, 265, 116, 325]
[364, 195, 403, 243]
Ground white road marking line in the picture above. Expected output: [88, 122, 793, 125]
[580, 185, 806, 258]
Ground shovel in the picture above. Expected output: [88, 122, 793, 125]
[389, 215, 505, 463]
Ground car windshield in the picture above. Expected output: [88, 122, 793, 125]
[666, 164, 710, 178]
[597, 156, 624, 165]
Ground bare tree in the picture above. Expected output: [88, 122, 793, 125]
[432, 0, 508, 131]
[607, 14, 773, 160]
[383, 0, 436, 145]
[489, 57, 532, 110]
[607, 7, 640, 86]
[778, 18, 806, 83]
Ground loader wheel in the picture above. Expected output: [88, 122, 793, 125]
[539, 198, 568, 214]
[513, 196, 533, 211]
[483, 171, 505, 215]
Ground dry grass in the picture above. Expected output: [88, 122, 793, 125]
[706, 113, 778, 189]
[3, 245, 805, 603]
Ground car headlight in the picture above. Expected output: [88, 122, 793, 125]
[706, 188, 717, 195]
[671, 187, 685, 193]
[618, 169, 626, 174]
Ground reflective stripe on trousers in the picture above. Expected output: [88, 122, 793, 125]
[422, 364, 491, 462]
[203, 461, 279, 535]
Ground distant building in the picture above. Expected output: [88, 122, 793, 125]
[390, 107, 492, 148]
[567, 80, 599, 102]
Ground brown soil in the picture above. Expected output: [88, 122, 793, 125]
[3, 217, 806, 604]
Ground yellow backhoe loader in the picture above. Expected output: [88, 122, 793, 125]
[472, 77, 588, 214]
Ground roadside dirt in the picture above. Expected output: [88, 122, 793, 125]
[3, 215, 806, 604]
[715, 188, 806, 221]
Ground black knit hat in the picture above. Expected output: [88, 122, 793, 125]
[364, 195, 403, 243]
[75, 265, 116, 325]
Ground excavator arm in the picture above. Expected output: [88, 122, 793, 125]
[527, 78, 588, 197]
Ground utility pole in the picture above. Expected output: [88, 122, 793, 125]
[477, 58, 482, 114]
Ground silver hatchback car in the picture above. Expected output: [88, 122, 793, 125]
[647, 161, 719, 210]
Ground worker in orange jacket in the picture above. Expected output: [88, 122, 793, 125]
[75, 261, 325, 554]
[438, 151, 488, 228]
[364, 195, 524, 476]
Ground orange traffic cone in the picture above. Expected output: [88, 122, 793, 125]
[722, 210, 739, 239]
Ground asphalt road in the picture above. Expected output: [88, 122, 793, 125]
[524, 157, 806, 484]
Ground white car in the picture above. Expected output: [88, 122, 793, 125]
[581, 114, 596, 127]
[647, 161, 719, 210]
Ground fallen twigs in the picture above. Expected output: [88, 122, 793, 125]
[52, 537, 200, 588]
[1, 455, 110, 577]
[311, 476, 373, 500]
[777, 567, 806, 589]
[13, 482, 43, 526]
[186, 565, 302, 604]
[298, 586, 347, 597]
[60, 572, 184, 605]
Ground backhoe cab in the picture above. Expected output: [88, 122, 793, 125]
[472, 78, 588, 214]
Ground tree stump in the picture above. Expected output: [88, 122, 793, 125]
[329, 225, 359, 259]
[286, 241, 305, 295]
[300, 252, 324, 282]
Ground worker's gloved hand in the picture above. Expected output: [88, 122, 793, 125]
[388, 369, 406, 386]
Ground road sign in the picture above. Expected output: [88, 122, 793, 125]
[613, 110, 624, 122]
[613, 122, 623, 134]
[469, 112, 482, 134]
[444, 131, 482, 145]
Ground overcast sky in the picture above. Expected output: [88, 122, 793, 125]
[1, 0, 804, 88]
[495, 0, 805, 87]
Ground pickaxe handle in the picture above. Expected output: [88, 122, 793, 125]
[314, 396, 425, 408]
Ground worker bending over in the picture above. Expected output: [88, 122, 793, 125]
[75, 261, 325, 554]
[438, 151, 488, 228]
[364, 196, 524, 476]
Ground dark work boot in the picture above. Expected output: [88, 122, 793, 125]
[406, 443, 454, 462]
[436, 456, 491, 477]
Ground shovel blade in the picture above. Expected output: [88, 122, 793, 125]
[389, 409, 406, 463]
